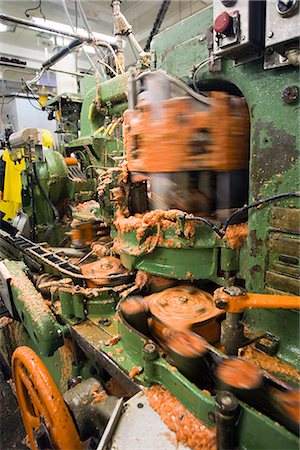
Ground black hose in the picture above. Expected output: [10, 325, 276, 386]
[178, 214, 224, 238]
[144, 0, 171, 52]
[32, 163, 60, 240]
[179, 192, 300, 238]
[42, 38, 84, 70]
[222, 191, 300, 233]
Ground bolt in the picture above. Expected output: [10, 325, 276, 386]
[267, 31, 274, 38]
[143, 342, 158, 361]
[282, 85, 299, 104]
[137, 402, 144, 409]
[215, 391, 239, 415]
[241, 35, 246, 41]
[144, 343, 156, 354]
[99, 318, 111, 326]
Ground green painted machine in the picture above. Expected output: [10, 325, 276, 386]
[0, 2, 299, 450]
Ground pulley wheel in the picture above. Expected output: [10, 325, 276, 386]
[81, 256, 132, 287]
[147, 285, 223, 343]
[12, 346, 82, 450]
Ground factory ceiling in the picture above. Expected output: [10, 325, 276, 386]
[0, 0, 212, 74]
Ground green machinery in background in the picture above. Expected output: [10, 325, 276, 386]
[0, 2, 299, 450]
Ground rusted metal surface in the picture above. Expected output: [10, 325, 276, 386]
[271, 207, 299, 233]
[251, 122, 298, 197]
[12, 346, 83, 450]
[265, 272, 300, 296]
[124, 92, 249, 173]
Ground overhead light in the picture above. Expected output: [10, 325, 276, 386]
[0, 23, 8, 32]
[32, 18, 117, 45]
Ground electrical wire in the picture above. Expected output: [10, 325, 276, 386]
[21, 78, 44, 111]
[60, 0, 101, 78]
[192, 58, 212, 92]
[25, 0, 45, 20]
[97, 60, 118, 77]
[222, 191, 300, 233]
[179, 192, 300, 238]
[94, 41, 124, 74]
[178, 215, 224, 238]
[136, 69, 211, 105]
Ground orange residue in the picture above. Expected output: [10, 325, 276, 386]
[92, 390, 107, 404]
[217, 358, 262, 389]
[146, 385, 216, 450]
[129, 366, 140, 378]
[135, 270, 149, 289]
[91, 383, 100, 395]
[114, 209, 195, 242]
[109, 335, 121, 346]
[239, 346, 300, 381]
[223, 223, 248, 249]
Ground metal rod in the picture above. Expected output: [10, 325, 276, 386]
[0, 12, 90, 41]
[49, 68, 85, 77]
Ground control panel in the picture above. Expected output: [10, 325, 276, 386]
[213, 0, 266, 61]
[265, 0, 299, 69]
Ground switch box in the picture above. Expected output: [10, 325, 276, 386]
[213, 0, 266, 61]
[264, 0, 299, 69]
[266, 0, 299, 48]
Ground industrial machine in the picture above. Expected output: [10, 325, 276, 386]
[0, 1, 299, 449]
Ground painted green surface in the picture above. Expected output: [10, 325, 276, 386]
[152, 5, 299, 294]
[135, 5, 300, 366]
[4, 260, 63, 356]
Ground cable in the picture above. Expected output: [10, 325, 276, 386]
[21, 78, 44, 111]
[178, 214, 224, 238]
[179, 192, 300, 238]
[95, 41, 124, 74]
[25, 0, 45, 20]
[33, 162, 60, 240]
[60, 0, 102, 78]
[135, 69, 211, 106]
[192, 58, 212, 93]
[97, 60, 117, 77]
[144, 0, 171, 52]
[222, 191, 300, 233]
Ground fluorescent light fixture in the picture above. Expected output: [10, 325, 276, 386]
[32, 17, 117, 45]
[0, 23, 8, 32]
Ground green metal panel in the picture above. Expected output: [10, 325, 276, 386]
[4, 260, 63, 356]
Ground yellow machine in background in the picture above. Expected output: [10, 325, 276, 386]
[0, 129, 54, 219]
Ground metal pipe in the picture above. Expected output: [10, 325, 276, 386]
[0, 12, 90, 41]
[59, 0, 103, 78]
